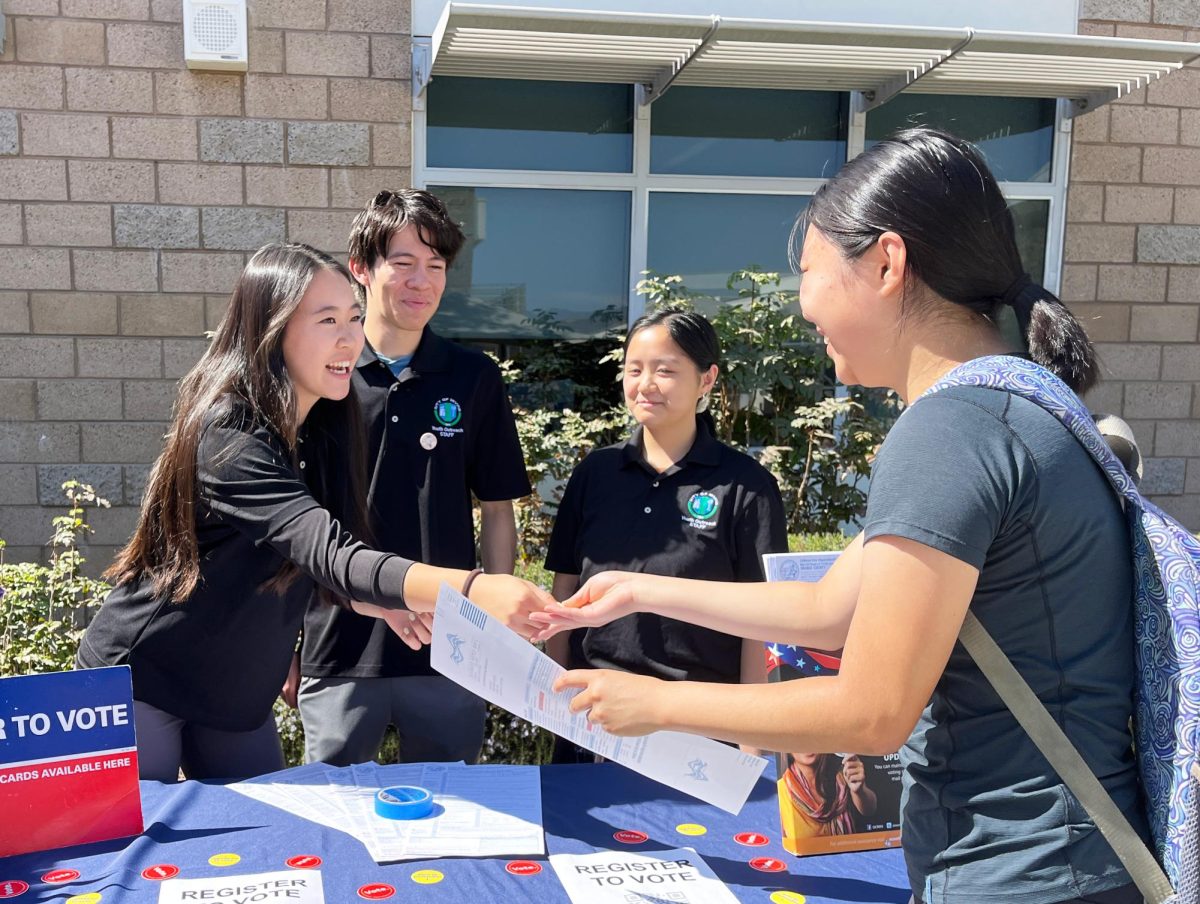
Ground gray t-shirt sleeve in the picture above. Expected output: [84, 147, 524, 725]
[864, 391, 1022, 571]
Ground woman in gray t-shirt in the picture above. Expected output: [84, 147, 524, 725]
[531, 127, 1143, 904]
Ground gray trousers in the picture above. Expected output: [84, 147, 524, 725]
[297, 675, 487, 766]
[134, 700, 283, 783]
[910, 883, 1142, 904]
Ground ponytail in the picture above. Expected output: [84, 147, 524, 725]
[798, 125, 1099, 395]
[1004, 277, 1098, 394]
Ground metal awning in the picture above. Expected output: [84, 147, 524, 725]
[419, 3, 1200, 116]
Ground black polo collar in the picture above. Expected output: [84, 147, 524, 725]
[620, 416, 723, 475]
[356, 326, 454, 377]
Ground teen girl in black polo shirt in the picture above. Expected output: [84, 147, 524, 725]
[77, 243, 553, 782]
[545, 307, 787, 759]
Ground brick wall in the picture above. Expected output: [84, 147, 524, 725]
[1069, 1, 1200, 527]
[0, 0, 412, 570]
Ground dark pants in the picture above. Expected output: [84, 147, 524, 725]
[134, 700, 284, 783]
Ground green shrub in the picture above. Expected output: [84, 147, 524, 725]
[0, 482, 110, 677]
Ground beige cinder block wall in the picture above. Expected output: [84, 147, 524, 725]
[1070, 0, 1200, 527]
[0, 0, 412, 570]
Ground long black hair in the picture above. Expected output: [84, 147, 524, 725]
[794, 126, 1097, 393]
[108, 243, 371, 605]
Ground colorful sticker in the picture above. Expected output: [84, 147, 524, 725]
[410, 870, 444, 885]
[505, 861, 542, 876]
[208, 853, 240, 867]
[41, 869, 81, 884]
[734, 832, 770, 847]
[65, 895, 101, 904]
[356, 884, 396, 900]
[140, 865, 180, 881]
[749, 857, 788, 873]
[285, 855, 322, 870]
[612, 830, 649, 844]
[770, 893, 807, 904]
[0, 882, 28, 899]
[675, 823, 707, 836]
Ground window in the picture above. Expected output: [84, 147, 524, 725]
[419, 82, 1068, 341]
[651, 87, 847, 178]
[648, 193, 807, 299]
[865, 95, 1055, 182]
[427, 77, 634, 172]
[430, 186, 631, 339]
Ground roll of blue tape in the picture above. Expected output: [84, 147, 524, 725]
[375, 785, 434, 820]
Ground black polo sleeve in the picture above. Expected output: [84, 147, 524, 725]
[732, 472, 789, 581]
[544, 459, 588, 575]
[197, 419, 414, 608]
[468, 359, 532, 503]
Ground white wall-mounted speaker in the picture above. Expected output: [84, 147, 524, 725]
[183, 0, 248, 72]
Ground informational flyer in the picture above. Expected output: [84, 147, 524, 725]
[762, 551, 904, 857]
[157, 870, 323, 904]
[549, 848, 739, 904]
[0, 666, 143, 857]
[430, 584, 767, 814]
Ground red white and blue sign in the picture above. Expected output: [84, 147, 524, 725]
[0, 666, 143, 857]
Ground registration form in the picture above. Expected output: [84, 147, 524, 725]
[430, 584, 767, 814]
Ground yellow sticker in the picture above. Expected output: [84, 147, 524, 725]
[675, 823, 707, 836]
[66, 896, 102, 904]
[770, 893, 807, 904]
[410, 870, 444, 885]
[209, 853, 241, 867]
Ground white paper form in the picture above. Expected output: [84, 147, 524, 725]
[549, 848, 740, 904]
[429, 583, 767, 814]
[761, 551, 839, 583]
[226, 761, 544, 862]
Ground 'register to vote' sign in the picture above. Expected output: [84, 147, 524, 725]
[0, 666, 143, 857]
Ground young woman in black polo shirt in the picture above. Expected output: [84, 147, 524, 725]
[544, 307, 787, 760]
[77, 243, 553, 782]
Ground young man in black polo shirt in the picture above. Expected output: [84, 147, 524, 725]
[292, 189, 531, 765]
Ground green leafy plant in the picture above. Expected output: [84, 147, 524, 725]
[0, 482, 111, 677]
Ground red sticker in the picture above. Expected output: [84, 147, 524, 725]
[613, 830, 649, 844]
[505, 861, 542, 876]
[0, 882, 28, 899]
[749, 857, 788, 873]
[285, 855, 322, 870]
[41, 869, 81, 884]
[357, 884, 396, 900]
[734, 832, 770, 847]
[141, 865, 180, 881]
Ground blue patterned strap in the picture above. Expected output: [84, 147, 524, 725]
[959, 612, 1175, 904]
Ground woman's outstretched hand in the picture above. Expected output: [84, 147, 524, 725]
[469, 573, 559, 640]
[553, 668, 666, 737]
[529, 571, 642, 641]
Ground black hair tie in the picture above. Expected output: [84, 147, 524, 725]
[1001, 273, 1038, 337]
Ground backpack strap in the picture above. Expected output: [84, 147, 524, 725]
[959, 612, 1175, 904]
[921, 356, 1177, 902]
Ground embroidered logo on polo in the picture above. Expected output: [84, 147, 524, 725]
[432, 398, 465, 439]
[682, 492, 719, 530]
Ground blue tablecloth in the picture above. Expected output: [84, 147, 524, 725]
[1, 763, 909, 903]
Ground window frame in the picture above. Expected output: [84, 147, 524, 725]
[413, 80, 1072, 331]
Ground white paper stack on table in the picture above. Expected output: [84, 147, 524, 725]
[226, 761, 544, 863]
